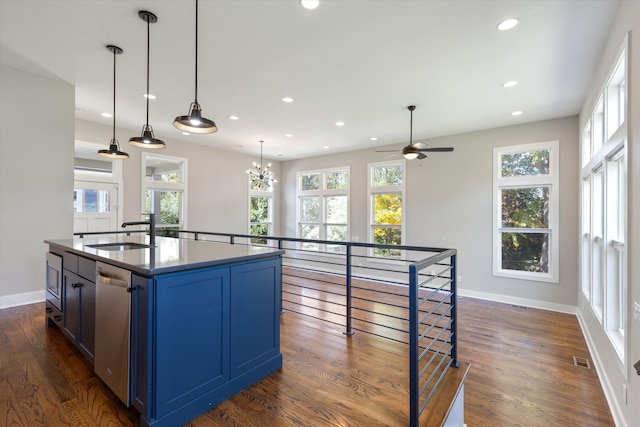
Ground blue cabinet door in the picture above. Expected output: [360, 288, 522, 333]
[229, 258, 282, 377]
[153, 267, 230, 418]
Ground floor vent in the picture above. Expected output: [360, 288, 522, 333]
[573, 356, 591, 369]
[510, 304, 528, 309]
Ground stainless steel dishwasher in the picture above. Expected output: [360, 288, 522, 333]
[95, 261, 132, 405]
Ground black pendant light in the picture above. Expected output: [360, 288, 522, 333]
[130, 11, 166, 149]
[173, 0, 217, 134]
[98, 45, 130, 159]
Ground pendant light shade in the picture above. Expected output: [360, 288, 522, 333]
[98, 45, 130, 159]
[173, 0, 217, 134]
[130, 11, 165, 149]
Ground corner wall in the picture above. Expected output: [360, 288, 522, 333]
[577, 1, 640, 426]
[0, 65, 74, 307]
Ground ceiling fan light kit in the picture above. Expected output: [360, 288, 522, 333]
[129, 10, 166, 149]
[376, 105, 454, 160]
[173, 0, 218, 134]
[98, 45, 130, 160]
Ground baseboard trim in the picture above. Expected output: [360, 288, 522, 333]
[0, 290, 45, 309]
[457, 288, 577, 314]
[576, 311, 627, 427]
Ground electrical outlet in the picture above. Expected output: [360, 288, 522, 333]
[457, 275, 462, 282]
[634, 302, 640, 323]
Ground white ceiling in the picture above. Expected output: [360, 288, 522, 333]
[0, 0, 620, 160]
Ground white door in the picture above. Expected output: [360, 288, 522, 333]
[74, 181, 119, 233]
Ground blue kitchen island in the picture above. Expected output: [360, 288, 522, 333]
[45, 235, 284, 427]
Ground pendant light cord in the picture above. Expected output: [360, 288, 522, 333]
[146, 15, 150, 126]
[194, 0, 199, 103]
[112, 48, 117, 141]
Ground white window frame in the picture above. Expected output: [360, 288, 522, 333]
[248, 179, 274, 246]
[492, 140, 560, 283]
[368, 160, 406, 259]
[141, 152, 188, 229]
[296, 167, 350, 253]
[580, 34, 628, 364]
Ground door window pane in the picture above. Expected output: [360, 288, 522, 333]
[74, 189, 110, 213]
[145, 190, 182, 225]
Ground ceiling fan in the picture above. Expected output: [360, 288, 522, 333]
[376, 105, 454, 159]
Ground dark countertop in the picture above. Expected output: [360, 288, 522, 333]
[45, 235, 284, 276]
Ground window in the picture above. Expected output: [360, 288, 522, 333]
[580, 38, 627, 361]
[297, 167, 349, 253]
[493, 141, 559, 282]
[142, 153, 187, 229]
[249, 174, 274, 245]
[74, 141, 123, 234]
[605, 151, 625, 347]
[368, 161, 405, 258]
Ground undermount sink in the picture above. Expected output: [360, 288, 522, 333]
[86, 242, 153, 251]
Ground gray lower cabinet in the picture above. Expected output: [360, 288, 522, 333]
[62, 252, 96, 363]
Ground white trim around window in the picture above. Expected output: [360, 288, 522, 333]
[492, 140, 560, 283]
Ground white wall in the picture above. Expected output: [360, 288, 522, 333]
[0, 65, 74, 308]
[577, 1, 640, 426]
[280, 115, 579, 311]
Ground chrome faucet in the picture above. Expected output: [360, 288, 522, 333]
[122, 213, 156, 246]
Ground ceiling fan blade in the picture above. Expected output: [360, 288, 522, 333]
[411, 142, 427, 149]
[375, 149, 401, 153]
[418, 147, 454, 152]
[416, 152, 427, 160]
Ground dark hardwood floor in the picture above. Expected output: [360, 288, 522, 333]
[1, 295, 613, 426]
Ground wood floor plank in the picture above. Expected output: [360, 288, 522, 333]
[0, 281, 614, 426]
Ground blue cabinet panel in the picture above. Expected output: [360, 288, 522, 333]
[230, 259, 281, 377]
[154, 268, 230, 417]
[131, 274, 152, 415]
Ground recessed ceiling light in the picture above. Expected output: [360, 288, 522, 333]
[323, 145, 330, 149]
[282, 97, 294, 103]
[182, 131, 190, 135]
[370, 137, 378, 141]
[143, 93, 156, 99]
[229, 115, 239, 120]
[512, 110, 523, 116]
[101, 112, 112, 118]
[300, 0, 319, 10]
[503, 80, 518, 88]
[336, 121, 345, 126]
[497, 18, 518, 31]
[285, 134, 293, 137]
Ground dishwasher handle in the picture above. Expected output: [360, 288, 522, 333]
[97, 271, 130, 289]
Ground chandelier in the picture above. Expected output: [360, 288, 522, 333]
[246, 141, 277, 187]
